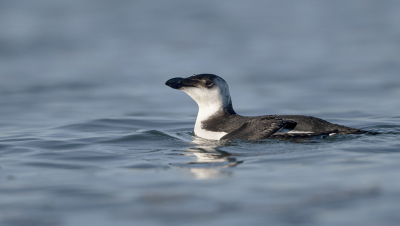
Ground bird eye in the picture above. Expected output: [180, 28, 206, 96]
[205, 81, 213, 87]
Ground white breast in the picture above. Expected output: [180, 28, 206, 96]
[194, 122, 227, 140]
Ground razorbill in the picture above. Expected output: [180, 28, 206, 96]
[165, 74, 367, 140]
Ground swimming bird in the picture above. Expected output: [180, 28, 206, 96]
[165, 74, 367, 140]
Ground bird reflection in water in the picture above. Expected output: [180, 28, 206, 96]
[174, 137, 243, 179]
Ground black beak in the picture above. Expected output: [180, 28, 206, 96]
[165, 77, 186, 89]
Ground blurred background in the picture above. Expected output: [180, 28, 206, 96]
[1, 1, 400, 226]
[1, 0, 400, 129]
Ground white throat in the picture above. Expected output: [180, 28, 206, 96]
[182, 79, 231, 140]
[193, 103, 227, 140]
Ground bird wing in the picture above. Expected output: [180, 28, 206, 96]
[221, 118, 297, 140]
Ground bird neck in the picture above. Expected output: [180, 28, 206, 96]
[196, 100, 236, 123]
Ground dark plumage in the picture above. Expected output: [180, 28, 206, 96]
[165, 74, 368, 140]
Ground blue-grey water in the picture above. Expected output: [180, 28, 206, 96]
[1, 1, 400, 225]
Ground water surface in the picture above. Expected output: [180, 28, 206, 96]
[1, 1, 400, 225]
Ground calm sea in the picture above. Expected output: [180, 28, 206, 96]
[1, 1, 400, 225]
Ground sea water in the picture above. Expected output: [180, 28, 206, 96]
[1, 1, 400, 225]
